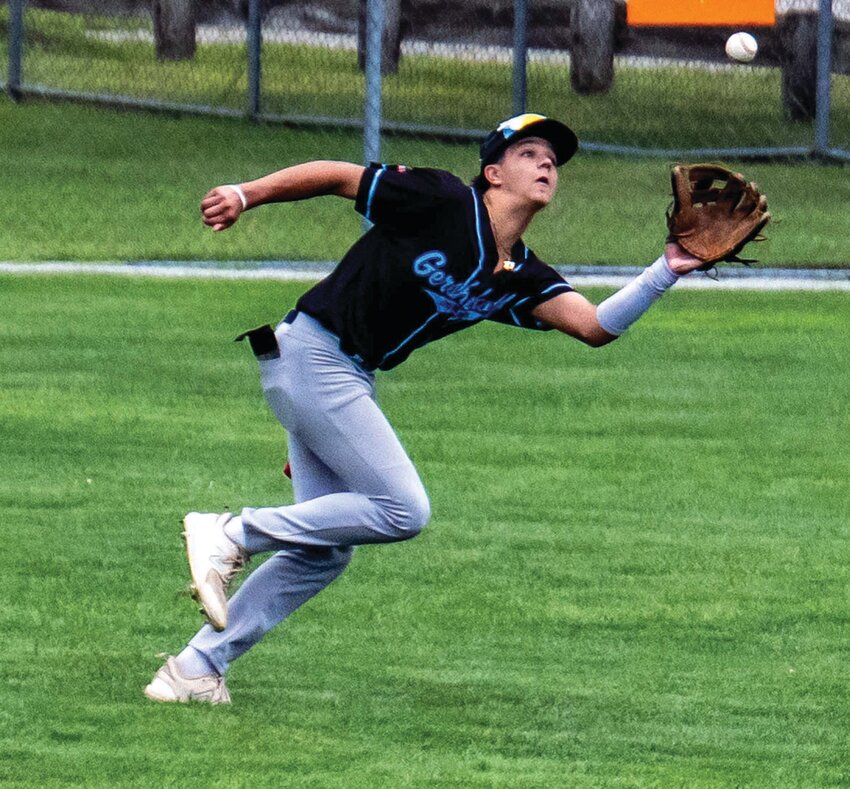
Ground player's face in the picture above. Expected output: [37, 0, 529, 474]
[497, 137, 558, 207]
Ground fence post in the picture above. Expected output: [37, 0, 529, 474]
[247, 0, 262, 120]
[363, 0, 384, 166]
[8, 0, 24, 101]
[152, 0, 197, 61]
[512, 0, 528, 115]
[815, 0, 833, 155]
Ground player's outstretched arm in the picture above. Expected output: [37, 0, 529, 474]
[532, 291, 618, 347]
[532, 243, 705, 347]
[201, 161, 365, 232]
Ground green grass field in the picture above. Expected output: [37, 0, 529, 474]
[3, 12, 850, 783]
[2, 273, 848, 787]
[4, 99, 850, 267]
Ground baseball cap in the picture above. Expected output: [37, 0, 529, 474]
[479, 113, 579, 172]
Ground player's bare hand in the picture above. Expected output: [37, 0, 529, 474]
[201, 186, 244, 232]
[664, 242, 707, 275]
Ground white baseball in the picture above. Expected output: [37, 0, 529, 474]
[725, 32, 758, 63]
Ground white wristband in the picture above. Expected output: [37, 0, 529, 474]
[224, 184, 248, 211]
[595, 255, 679, 336]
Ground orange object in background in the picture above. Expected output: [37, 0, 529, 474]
[627, 0, 775, 27]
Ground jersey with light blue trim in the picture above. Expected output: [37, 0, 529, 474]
[296, 164, 573, 371]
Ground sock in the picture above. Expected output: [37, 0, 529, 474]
[223, 515, 248, 550]
[175, 646, 218, 679]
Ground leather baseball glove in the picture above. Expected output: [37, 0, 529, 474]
[667, 163, 770, 269]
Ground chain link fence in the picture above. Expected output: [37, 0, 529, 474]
[3, 0, 850, 160]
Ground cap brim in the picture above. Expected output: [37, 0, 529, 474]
[512, 118, 578, 166]
[481, 118, 579, 172]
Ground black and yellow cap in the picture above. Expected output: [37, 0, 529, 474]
[479, 113, 579, 172]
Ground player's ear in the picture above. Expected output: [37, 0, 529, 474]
[483, 163, 502, 188]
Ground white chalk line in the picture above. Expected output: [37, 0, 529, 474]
[0, 262, 328, 282]
[1, 261, 849, 291]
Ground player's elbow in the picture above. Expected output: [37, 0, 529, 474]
[582, 328, 619, 348]
[562, 322, 618, 348]
[541, 296, 619, 348]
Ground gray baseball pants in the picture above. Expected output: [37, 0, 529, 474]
[188, 312, 430, 675]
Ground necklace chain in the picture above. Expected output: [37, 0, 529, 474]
[489, 213, 514, 264]
[483, 193, 517, 267]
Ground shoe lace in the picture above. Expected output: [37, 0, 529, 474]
[210, 675, 231, 703]
[216, 546, 249, 586]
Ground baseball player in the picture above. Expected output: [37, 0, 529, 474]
[145, 113, 707, 704]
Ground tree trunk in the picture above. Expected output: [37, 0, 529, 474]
[570, 0, 615, 94]
[358, 0, 404, 75]
[152, 0, 197, 61]
[778, 12, 818, 121]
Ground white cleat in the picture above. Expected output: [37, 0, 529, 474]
[182, 511, 249, 632]
[144, 656, 231, 705]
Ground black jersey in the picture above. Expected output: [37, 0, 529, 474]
[296, 164, 574, 371]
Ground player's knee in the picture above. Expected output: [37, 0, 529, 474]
[383, 485, 431, 540]
[406, 489, 431, 535]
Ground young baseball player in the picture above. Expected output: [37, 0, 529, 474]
[145, 113, 707, 704]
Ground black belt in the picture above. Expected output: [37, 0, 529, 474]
[237, 311, 375, 373]
[234, 310, 297, 360]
